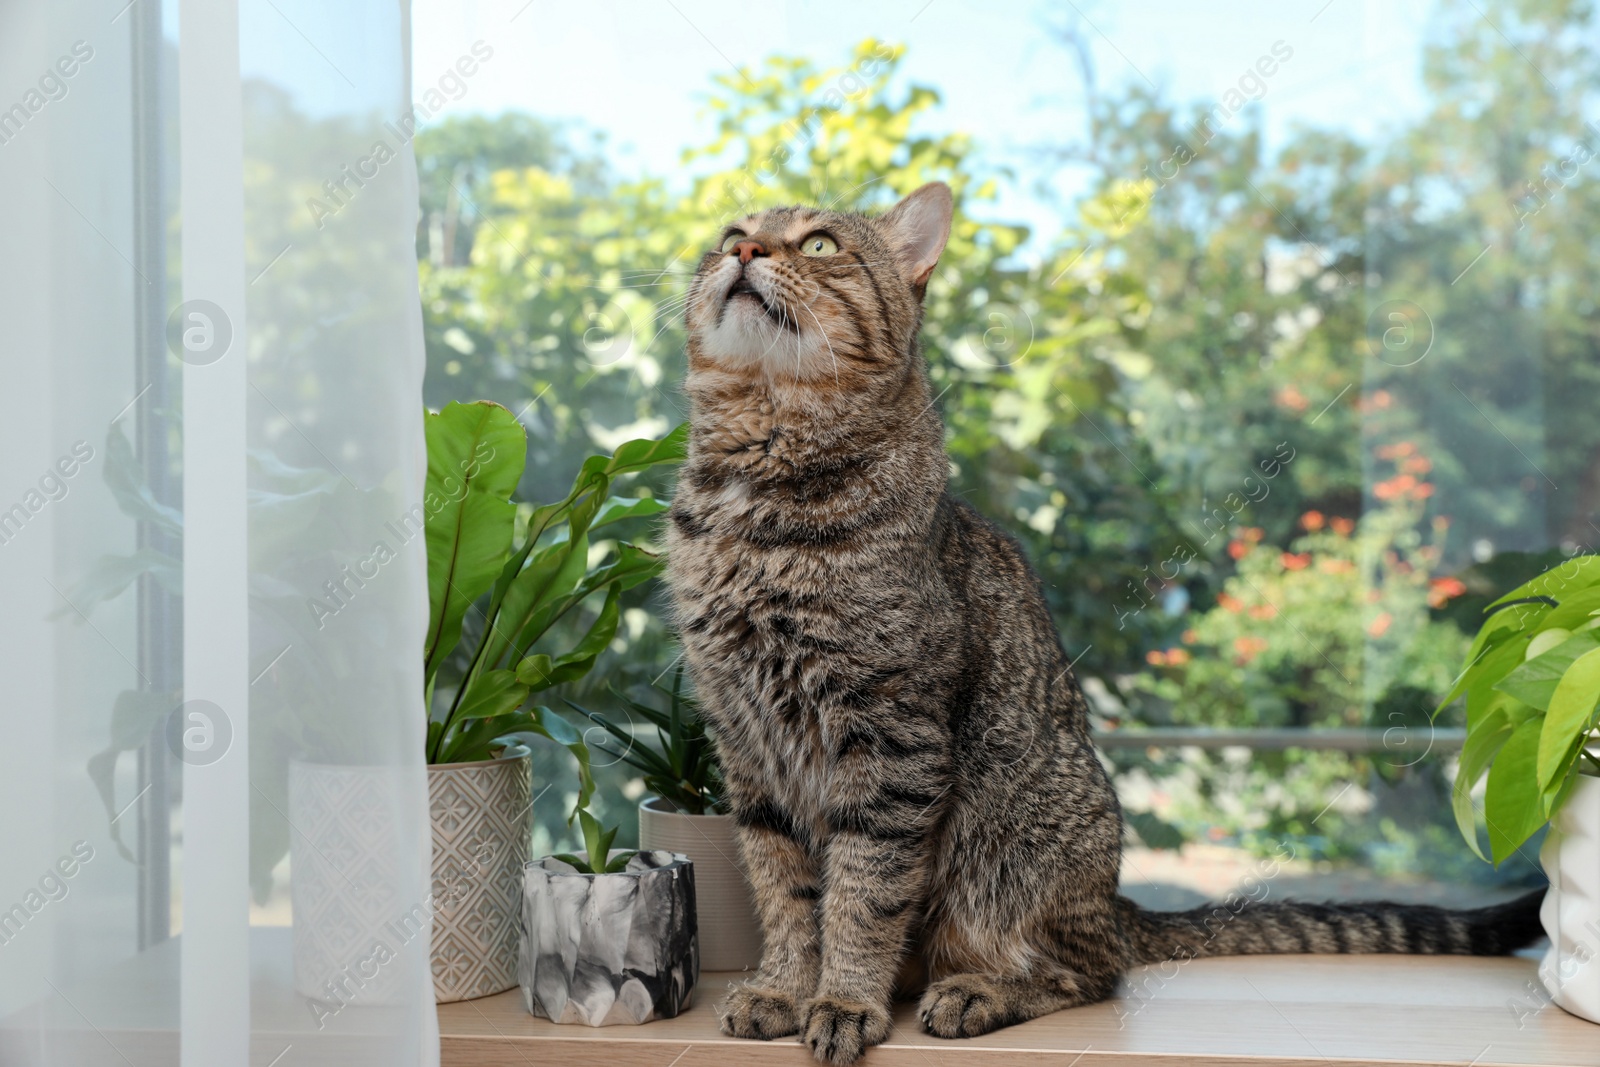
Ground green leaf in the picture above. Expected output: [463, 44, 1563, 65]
[1451, 703, 1514, 861]
[578, 809, 619, 871]
[515, 654, 555, 690]
[437, 716, 519, 764]
[604, 423, 688, 476]
[1438, 615, 1541, 715]
[105, 423, 183, 534]
[565, 698, 678, 779]
[1536, 646, 1600, 793]
[1489, 556, 1600, 610]
[57, 549, 182, 619]
[423, 401, 527, 686]
[454, 668, 531, 721]
[1544, 756, 1585, 820]
[481, 540, 569, 669]
[521, 586, 622, 692]
[591, 494, 669, 530]
[1458, 636, 1534, 727]
[568, 472, 612, 539]
[1496, 631, 1600, 711]
[1540, 585, 1600, 632]
[88, 689, 175, 861]
[1484, 715, 1549, 866]
[496, 535, 591, 669]
[551, 852, 593, 874]
[573, 542, 664, 600]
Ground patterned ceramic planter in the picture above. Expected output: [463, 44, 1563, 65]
[289, 762, 415, 1007]
[519, 849, 698, 1025]
[428, 753, 532, 1002]
[1541, 770, 1600, 1023]
[638, 796, 761, 971]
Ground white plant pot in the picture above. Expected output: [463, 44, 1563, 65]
[1540, 771, 1600, 1023]
[428, 753, 532, 1002]
[637, 796, 762, 971]
[289, 761, 414, 1008]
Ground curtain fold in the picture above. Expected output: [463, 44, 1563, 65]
[0, 1, 438, 1063]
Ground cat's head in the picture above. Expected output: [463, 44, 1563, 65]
[684, 182, 952, 384]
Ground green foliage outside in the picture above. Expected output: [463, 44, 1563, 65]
[414, 3, 1600, 884]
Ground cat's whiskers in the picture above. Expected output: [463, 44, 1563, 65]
[638, 296, 694, 352]
[798, 302, 841, 387]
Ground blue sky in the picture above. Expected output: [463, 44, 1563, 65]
[407, 0, 1434, 243]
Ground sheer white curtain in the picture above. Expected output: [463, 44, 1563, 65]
[0, 1, 438, 1064]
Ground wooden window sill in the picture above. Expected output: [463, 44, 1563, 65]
[439, 955, 1598, 1066]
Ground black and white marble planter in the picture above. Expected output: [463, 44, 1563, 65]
[518, 849, 698, 1025]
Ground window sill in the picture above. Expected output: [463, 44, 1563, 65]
[439, 954, 1595, 1066]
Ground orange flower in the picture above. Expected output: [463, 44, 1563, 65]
[1367, 612, 1393, 638]
[1413, 482, 1435, 499]
[1277, 385, 1310, 413]
[1330, 517, 1355, 535]
[1280, 552, 1311, 571]
[1146, 649, 1168, 666]
[1376, 440, 1415, 460]
[1243, 527, 1265, 543]
[1374, 474, 1417, 501]
[1427, 577, 1467, 608]
[1301, 510, 1325, 531]
[1319, 558, 1355, 574]
[1181, 628, 1199, 645]
[1367, 390, 1393, 411]
[1166, 648, 1191, 665]
[1233, 635, 1269, 663]
[1249, 603, 1278, 620]
[1228, 539, 1250, 560]
[1217, 593, 1244, 613]
[1401, 456, 1433, 474]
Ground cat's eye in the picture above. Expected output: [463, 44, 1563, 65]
[799, 233, 838, 257]
[719, 231, 745, 254]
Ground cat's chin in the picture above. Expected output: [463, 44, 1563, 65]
[695, 312, 829, 380]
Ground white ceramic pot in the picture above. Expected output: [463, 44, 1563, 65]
[428, 753, 532, 1002]
[289, 761, 414, 1008]
[1540, 770, 1600, 1022]
[637, 796, 761, 971]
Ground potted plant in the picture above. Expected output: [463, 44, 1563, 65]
[1442, 553, 1600, 1021]
[519, 803, 699, 1025]
[416, 400, 685, 1001]
[567, 667, 762, 971]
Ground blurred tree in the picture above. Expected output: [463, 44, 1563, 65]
[412, 3, 1600, 879]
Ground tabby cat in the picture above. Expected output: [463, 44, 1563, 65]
[664, 181, 1544, 1065]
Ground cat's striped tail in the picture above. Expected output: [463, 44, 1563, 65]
[1116, 889, 1545, 964]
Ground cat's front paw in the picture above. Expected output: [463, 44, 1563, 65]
[918, 974, 1010, 1038]
[718, 984, 800, 1040]
[798, 995, 891, 1065]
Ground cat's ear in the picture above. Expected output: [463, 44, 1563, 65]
[878, 182, 952, 292]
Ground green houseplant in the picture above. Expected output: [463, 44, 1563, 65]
[416, 399, 684, 1001]
[1442, 553, 1600, 1023]
[566, 666, 725, 815]
[569, 667, 759, 970]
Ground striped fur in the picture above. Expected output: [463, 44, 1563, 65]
[663, 183, 1545, 1064]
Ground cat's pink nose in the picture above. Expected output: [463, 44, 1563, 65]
[730, 239, 767, 264]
